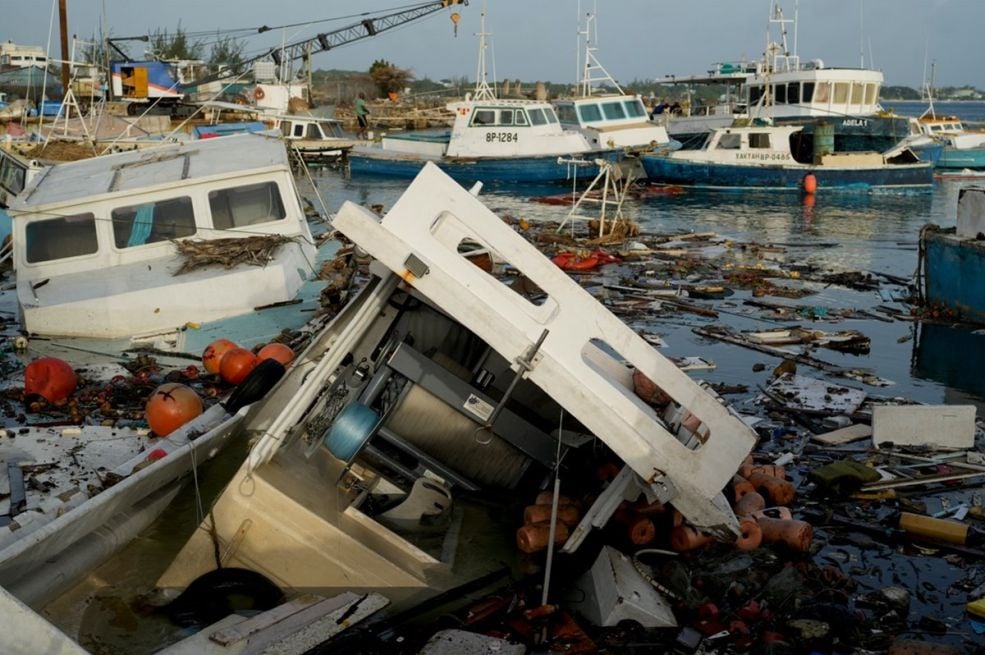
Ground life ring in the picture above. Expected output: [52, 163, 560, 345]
[254, 87, 265, 101]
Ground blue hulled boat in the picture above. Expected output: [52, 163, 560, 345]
[347, 10, 621, 185]
[920, 186, 985, 323]
[640, 124, 933, 191]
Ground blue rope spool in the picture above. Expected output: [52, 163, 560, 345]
[323, 402, 380, 462]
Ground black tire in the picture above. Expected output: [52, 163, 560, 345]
[222, 358, 286, 414]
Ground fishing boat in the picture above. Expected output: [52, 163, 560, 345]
[915, 113, 985, 170]
[153, 162, 756, 616]
[661, 2, 912, 158]
[553, 13, 672, 153]
[639, 123, 933, 190]
[5, 132, 318, 342]
[919, 186, 985, 323]
[277, 112, 357, 162]
[348, 11, 621, 184]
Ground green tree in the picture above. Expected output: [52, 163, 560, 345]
[209, 33, 244, 69]
[149, 22, 204, 61]
[368, 59, 413, 97]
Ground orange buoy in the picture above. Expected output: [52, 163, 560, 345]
[732, 474, 756, 503]
[802, 173, 817, 194]
[632, 369, 672, 407]
[670, 524, 715, 552]
[523, 503, 581, 527]
[734, 491, 766, 517]
[516, 521, 570, 553]
[735, 517, 763, 551]
[24, 357, 77, 405]
[220, 348, 259, 385]
[756, 515, 813, 552]
[145, 383, 203, 436]
[747, 472, 796, 506]
[257, 342, 295, 366]
[202, 339, 239, 375]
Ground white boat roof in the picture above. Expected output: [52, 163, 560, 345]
[12, 133, 289, 212]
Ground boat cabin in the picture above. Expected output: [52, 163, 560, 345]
[7, 133, 317, 339]
[697, 124, 803, 164]
[555, 95, 671, 150]
[744, 67, 883, 120]
[382, 98, 593, 159]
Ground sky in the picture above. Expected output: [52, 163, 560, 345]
[2, 0, 981, 89]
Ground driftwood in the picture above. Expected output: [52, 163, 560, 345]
[172, 235, 294, 274]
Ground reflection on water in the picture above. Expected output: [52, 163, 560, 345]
[912, 322, 985, 414]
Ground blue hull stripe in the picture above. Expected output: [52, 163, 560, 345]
[640, 155, 934, 189]
[935, 147, 985, 170]
[348, 150, 621, 184]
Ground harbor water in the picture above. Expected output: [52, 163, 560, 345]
[40, 137, 985, 652]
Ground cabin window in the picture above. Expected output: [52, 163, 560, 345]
[577, 104, 602, 122]
[555, 104, 577, 124]
[471, 109, 496, 126]
[293, 124, 305, 138]
[814, 82, 830, 103]
[527, 108, 547, 125]
[801, 82, 815, 103]
[749, 133, 771, 148]
[514, 111, 528, 126]
[624, 99, 646, 118]
[601, 102, 627, 120]
[26, 213, 98, 263]
[308, 124, 325, 139]
[864, 83, 878, 105]
[787, 83, 800, 104]
[498, 110, 514, 126]
[544, 108, 559, 124]
[0, 157, 26, 195]
[716, 132, 741, 150]
[111, 196, 196, 249]
[209, 181, 286, 230]
[774, 84, 787, 104]
[833, 83, 849, 104]
[850, 82, 864, 105]
[747, 85, 764, 106]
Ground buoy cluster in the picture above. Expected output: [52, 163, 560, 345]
[18, 337, 295, 443]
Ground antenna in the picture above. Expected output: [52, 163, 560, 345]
[859, 0, 865, 68]
[577, 11, 623, 96]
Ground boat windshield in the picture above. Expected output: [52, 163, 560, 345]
[577, 104, 602, 122]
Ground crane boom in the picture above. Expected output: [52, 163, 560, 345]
[195, 0, 466, 85]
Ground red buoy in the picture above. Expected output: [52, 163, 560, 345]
[24, 357, 78, 405]
[202, 339, 238, 374]
[802, 173, 817, 194]
[257, 342, 295, 366]
[220, 348, 259, 385]
[145, 383, 203, 436]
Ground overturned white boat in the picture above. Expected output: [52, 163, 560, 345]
[155, 163, 756, 608]
[6, 132, 318, 340]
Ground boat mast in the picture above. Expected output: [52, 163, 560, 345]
[577, 11, 623, 97]
[472, 8, 496, 101]
[58, 0, 70, 91]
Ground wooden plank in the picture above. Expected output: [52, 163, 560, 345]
[209, 594, 337, 646]
[812, 423, 873, 445]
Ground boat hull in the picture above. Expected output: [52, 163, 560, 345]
[935, 146, 985, 170]
[348, 149, 623, 184]
[921, 227, 985, 323]
[639, 154, 934, 190]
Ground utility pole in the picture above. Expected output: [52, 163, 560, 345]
[58, 0, 70, 92]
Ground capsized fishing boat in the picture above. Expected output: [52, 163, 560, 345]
[5, 132, 318, 342]
[639, 123, 933, 190]
[276, 113, 357, 162]
[154, 162, 756, 615]
[347, 11, 621, 184]
[919, 186, 985, 323]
